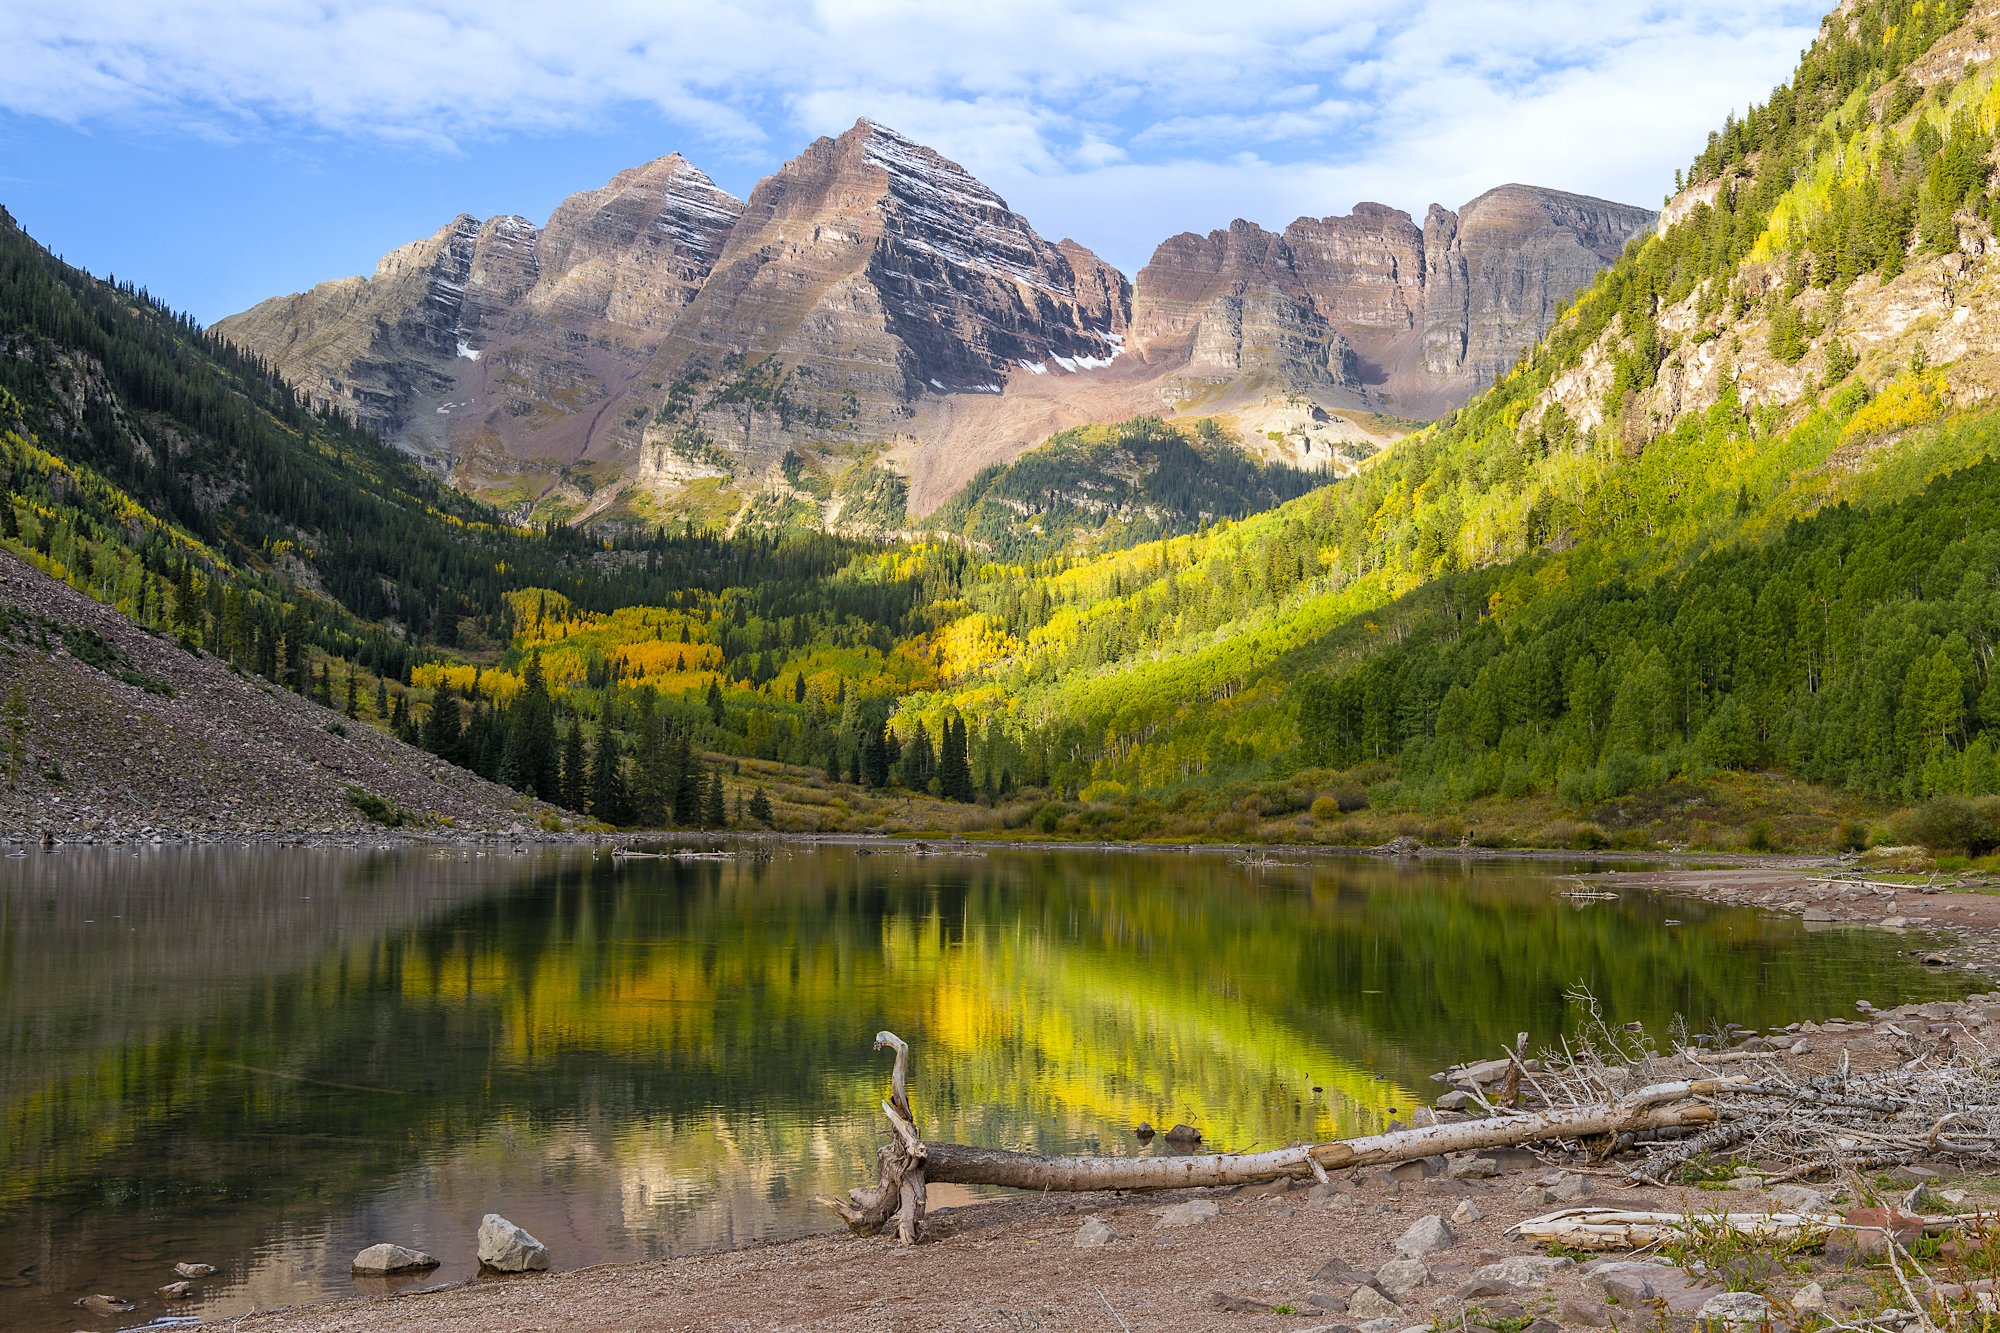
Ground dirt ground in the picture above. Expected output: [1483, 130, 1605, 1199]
[193, 863, 2000, 1333]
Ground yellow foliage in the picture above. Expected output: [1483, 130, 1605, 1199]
[929, 612, 1022, 682]
[1840, 369, 1946, 446]
[616, 640, 736, 684]
[412, 662, 523, 703]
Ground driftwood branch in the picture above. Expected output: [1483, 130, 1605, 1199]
[823, 1032, 1743, 1243]
[917, 1091, 1725, 1192]
[815, 1032, 929, 1245]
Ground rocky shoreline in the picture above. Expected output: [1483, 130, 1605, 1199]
[182, 862, 2000, 1333]
[1586, 864, 2000, 979]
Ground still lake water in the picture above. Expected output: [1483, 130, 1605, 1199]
[0, 843, 1973, 1329]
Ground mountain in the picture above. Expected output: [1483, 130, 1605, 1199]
[21, 0, 2000, 851]
[926, 415, 1325, 560]
[1127, 187, 1656, 420]
[882, 0, 2000, 846]
[217, 124, 1650, 528]
[215, 154, 745, 478]
[0, 200, 891, 832]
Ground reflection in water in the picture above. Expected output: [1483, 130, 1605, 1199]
[0, 845, 1971, 1329]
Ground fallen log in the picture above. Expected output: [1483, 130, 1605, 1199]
[821, 1031, 1738, 1243]
[1512, 1207, 1841, 1250]
[1512, 1207, 1987, 1251]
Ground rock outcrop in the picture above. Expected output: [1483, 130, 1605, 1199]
[628, 120, 1129, 471]
[1129, 186, 1655, 419]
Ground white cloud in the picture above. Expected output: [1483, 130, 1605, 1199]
[0, 0, 1827, 270]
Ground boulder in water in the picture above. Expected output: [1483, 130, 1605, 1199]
[352, 1243, 441, 1275]
[477, 1214, 550, 1272]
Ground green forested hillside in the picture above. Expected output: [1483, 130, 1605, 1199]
[929, 416, 1324, 560]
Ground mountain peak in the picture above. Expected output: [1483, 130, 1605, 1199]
[605, 152, 722, 192]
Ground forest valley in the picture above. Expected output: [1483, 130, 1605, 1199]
[18, 0, 2000, 855]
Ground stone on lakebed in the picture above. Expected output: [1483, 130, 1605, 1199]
[352, 1243, 441, 1275]
[477, 1214, 550, 1272]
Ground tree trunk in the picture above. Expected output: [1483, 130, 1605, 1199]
[821, 1032, 1739, 1243]
[920, 1095, 1722, 1192]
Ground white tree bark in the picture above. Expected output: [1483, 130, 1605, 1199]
[822, 1033, 1741, 1242]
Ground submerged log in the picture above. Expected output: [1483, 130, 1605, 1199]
[821, 1031, 1739, 1243]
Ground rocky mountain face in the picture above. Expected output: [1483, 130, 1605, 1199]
[630, 121, 1130, 485]
[217, 125, 1647, 525]
[216, 154, 745, 470]
[1128, 187, 1656, 419]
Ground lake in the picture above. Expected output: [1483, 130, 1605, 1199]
[0, 843, 1971, 1329]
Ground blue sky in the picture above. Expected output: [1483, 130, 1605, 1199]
[1, 1, 1826, 325]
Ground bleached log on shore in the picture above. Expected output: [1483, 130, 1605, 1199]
[821, 1032, 1736, 1243]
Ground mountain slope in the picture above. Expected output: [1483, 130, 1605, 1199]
[927, 416, 1325, 561]
[884, 0, 2000, 842]
[0, 548, 552, 835]
[215, 155, 745, 476]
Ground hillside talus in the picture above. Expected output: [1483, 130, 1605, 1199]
[0, 550, 550, 837]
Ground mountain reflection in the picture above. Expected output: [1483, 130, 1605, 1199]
[0, 845, 1969, 1329]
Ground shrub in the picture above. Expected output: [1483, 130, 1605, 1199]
[1328, 785, 1370, 812]
[1894, 796, 2000, 854]
[1544, 819, 1609, 850]
[1310, 795, 1342, 821]
[1031, 802, 1069, 834]
[342, 785, 408, 827]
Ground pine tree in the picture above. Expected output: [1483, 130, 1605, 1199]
[706, 677, 726, 727]
[344, 672, 359, 718]
[0, 499, 16, 541]
[630, 690, 667, 826]
[560, 721, 587, 811]
[674, 734, 703, 826]
[702, 770, 726, 827]
[374, 677, 389, 719]
[219, 584, 246, 664]
[862, 722, 890, 788]
[902, 720, 936, 790]
[590, 715, 628, 825]
[500, 652, 560, 799]
[749, 786, 773, 826]
[793, 670, 806, 703]
[423, 688, 462, 760]
[282, 603, 309, 693]
[389, 690, 410, 739]
[171, 560, 201, 640]
[938, 715, 973, 802]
